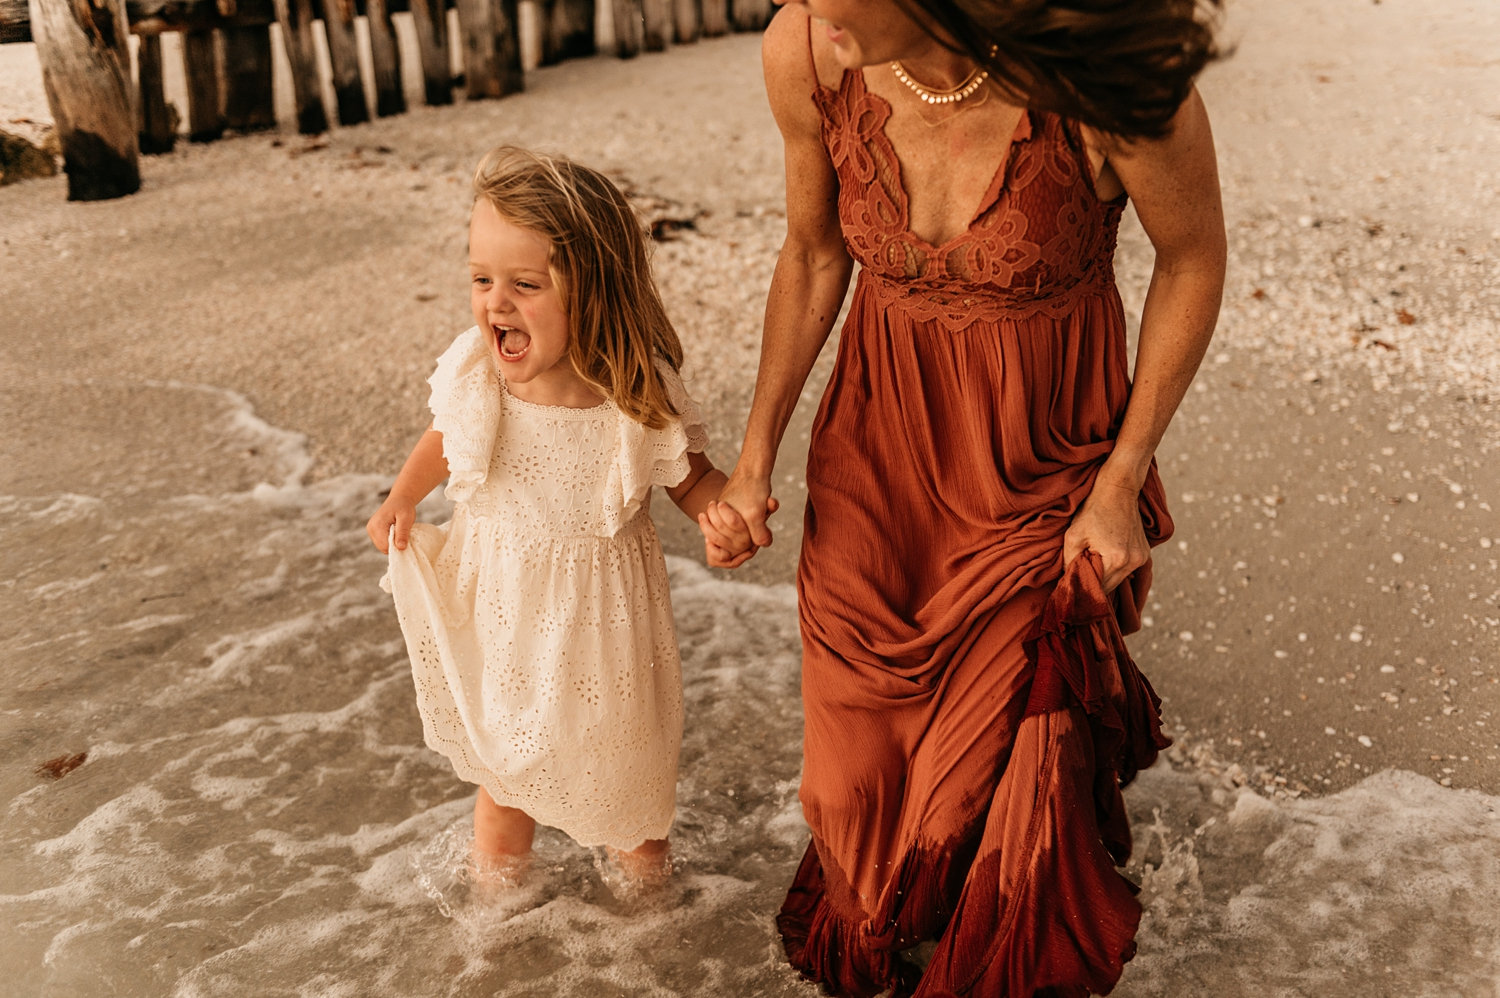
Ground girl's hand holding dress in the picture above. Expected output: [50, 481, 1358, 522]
[367, 494, 418, 554]
[366, 426, 449, 555]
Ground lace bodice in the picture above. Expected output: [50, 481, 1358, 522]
[813, 70, 1126, 327]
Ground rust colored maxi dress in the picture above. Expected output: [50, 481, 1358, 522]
[776, 68, 1175, 998]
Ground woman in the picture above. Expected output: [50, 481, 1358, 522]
[709, 0, 1226, 994]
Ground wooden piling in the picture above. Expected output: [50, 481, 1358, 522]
[641, 0, 668, 51]
[26, 0, 140, 199]
[671, 0, 696, 45]
[698, 0, 726, 38]
[455, 0, 498, 97]
[539, 0, 593, 66]
[406, 0, 452, 106]
[182, 29, 226, 141]
[320, 0, 370, 125]
[222, 24, 276, 133]
[612, 0, 641, 57]
[135, 33, 175, 153]
[272, 0, 328, 133]
[365, 0, 405, 116]
[730, 0, 767, 31]
[490, 0, 522, 94]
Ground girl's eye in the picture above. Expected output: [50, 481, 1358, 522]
[516, 281, 539, 291]
[472, 275, 491, 287]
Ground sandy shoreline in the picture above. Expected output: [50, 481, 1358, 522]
[3, 4, 1498, 792]
[3, 3, 1500, 995]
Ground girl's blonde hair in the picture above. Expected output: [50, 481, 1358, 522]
[472, 146, 685, 429]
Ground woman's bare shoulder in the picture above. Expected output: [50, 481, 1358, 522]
[762, 6, 826, 134]
[764, 6, 842, 98]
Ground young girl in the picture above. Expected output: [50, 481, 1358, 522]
[367, 146, 756, 890]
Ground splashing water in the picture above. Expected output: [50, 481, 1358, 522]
[3, 378, 1498, 997]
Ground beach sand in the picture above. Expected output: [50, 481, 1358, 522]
[5, 0, 1496, 792]
[3, 1, 1499, 994]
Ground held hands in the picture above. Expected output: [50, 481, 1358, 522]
[1062, 476, 1150, 593]
[366, 493, 419, 554]
[697, 469, 780, 569]
[698, 498, 779, 568]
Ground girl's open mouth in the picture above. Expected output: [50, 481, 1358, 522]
[496, 326, 531, 361]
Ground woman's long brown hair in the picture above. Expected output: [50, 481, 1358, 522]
[472, 146, 685, 428]
[899, 0, 1226, 138]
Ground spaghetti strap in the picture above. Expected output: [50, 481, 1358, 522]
[803, 5, 817, 82]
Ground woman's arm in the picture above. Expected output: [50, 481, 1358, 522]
[710, 5, 855, 551]
[1066, 87, 1227, 591]
[367, 427, 449, 553]
[667, 451, 777, 569]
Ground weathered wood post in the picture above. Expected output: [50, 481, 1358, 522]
[491, 0, 523, 94]
[183, 28, 226, 141]
[699, 0, 726, 38]
[641, 0, 668, 51]
[730, 0, 767, 31]
[223, 24, 276, 133]
[136, 33, 176, 153]
[27, 0, 139, 199]
[612, 0, 641, 57]
[455, 0, 499, 97]
[320, 0, 370, 125]
[273, 0, 329, 133]
[406, 0, 452, 106]
[539, 0, 592, 65]
[456, 0, 523, 97]
[365, 0, 405, 116]
[671, 0, 696, 45]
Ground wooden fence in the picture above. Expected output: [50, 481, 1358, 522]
[2, 0, 771, 200]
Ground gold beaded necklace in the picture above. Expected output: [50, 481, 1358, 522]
[889, 59, 990, 105]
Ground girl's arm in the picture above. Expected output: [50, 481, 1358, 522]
[1065, 87, 1227, 591]
[713, 5, 854, 552]
[366, 427, 449, 554]
[667, 451, 775, 569]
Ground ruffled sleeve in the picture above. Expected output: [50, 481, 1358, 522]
[426, 326, 501, 503]
[600, 357, 710, 535]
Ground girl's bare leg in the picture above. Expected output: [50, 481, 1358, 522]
[473, 787, 535, 856]
[469, 788, 535, 895]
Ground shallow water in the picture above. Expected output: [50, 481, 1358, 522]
[3, 378, 1498, 997]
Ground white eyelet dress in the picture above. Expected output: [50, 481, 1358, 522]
[383, 327, 705, 850]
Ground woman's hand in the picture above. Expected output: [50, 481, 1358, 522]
[367, 493, 418, 554]
[699, 490, 781, 569]
[715, 466, 778, 551]
[1062, 476, 1149, 593]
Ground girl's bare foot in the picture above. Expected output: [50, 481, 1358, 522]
[467, 846, 531, 903]
[598, 838, 672, 898]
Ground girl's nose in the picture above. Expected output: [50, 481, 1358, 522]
[485, 285, 512, 313]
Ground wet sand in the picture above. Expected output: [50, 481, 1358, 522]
[2, 0, 1499, 994]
